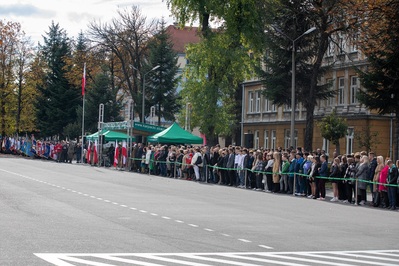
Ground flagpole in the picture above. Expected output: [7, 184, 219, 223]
[81, 63, 86, 164]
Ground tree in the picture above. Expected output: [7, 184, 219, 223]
[351, 0, 399, 160]
[36, 22, 80, 137]
[167, 0, 263, 145]
[317, 110, 348, 155]
[145, 19, 180, 125]
[89, 6, 156, 122]
[85, 67, 123, 133]
[0, 20, 22, 136]
[15, 34, 34, 134]
[355, 126, 380, 153]
[259, 0, 354, 151]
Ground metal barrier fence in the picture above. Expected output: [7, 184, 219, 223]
[127, 157, 399, 205]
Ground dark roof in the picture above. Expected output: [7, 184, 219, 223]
[166, 25, 201, 53]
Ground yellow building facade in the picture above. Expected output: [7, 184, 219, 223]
[242, 37, 395, 158]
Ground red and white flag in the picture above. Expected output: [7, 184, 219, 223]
[82, 63, 86, 96]
[122, 141, 127, 165]
[86, 141, 91, 163]
[114, 141, 119, 167]
[93, 140, 98, 164]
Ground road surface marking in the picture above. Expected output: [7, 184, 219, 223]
[2, 168, 263, 249]
[259, 245, 274, 249]
[238, 239, 252, 243]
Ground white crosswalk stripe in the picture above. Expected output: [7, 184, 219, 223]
[35, 250, 399, 266]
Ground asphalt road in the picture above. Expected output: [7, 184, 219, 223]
[1, 155, 398, 266]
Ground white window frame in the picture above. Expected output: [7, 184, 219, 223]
[338, 33, 347, 54]
[271, 130, 276, 150]
[346, 128, 354, 155]
[322, 138, 330, 153]
[338, 77, 345, 105]
[254, 130, 259, 149]
[255, 91, 261, 113]
[350, 76, 358, 104]
[263, 130, 269, 149]
[284, 129, 290, 149]
[349, 33, 358, 53]
[248, 91, 254, 113]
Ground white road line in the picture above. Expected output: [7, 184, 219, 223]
[238, 239, 252, 243]
[204, 228, 214, 232]
[218, 254, 307, 266]
[90, 196, 96, 198]
[139, 210, 147, 213]
[298, 253, 397, 265]
[96, 198, 103, 200]
[175, 220, 184, 223]
[221, 233, 231, 237]
[161, 216, 171, 220]
[130, 207, 137, 210]
[150, 213, 158, 216]
[334, 252, 399, 263]
[120, 205, 127, 208]
[188, 224, 199, 228]
[259, 245, 274, 250]
[94, 254, 164, 266]
[135, 254, 211, 266]
[103, 200, 110, 203]
[261, 253, 353, 266]
[112, 202, 118, 205]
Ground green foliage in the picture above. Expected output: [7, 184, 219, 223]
[36, 22, 81, 137]
[355, 126, 380, 153]
[84, 68, 123, 133]
[145, 19, 181, 125]
[181, 31, 257, 139]
[317, 110, 348, 146]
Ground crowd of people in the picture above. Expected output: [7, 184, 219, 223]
[2, 135, 399, 211]
[126, 144, 399, 211]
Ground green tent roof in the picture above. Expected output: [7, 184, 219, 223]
[86, 130, 134, 142]
[147, 122, 203, 144]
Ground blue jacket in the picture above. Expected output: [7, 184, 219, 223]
[319, 161, 328, 177]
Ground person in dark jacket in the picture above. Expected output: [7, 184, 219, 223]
[387, 160, 398, 210]
[317, 154, 328, 200]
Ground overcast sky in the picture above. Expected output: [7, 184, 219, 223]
[0, 0, 174, 45]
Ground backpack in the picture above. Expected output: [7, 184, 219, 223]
[195, 155, 202, 165]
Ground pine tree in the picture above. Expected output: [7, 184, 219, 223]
[85, 67, 123, 133]
[36, 22, 80, 138]
[145, 19, 180, 125]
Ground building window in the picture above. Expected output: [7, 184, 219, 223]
[349, 33, 358, 53]
[322, 138, 330, 153]
[284, 104, 291, 111]
[255, 91, 261, 113]
[338, 33, 347, 54]
[264, 130, 269, 149]
[284, 129, 290, 149]
[338, 77, 345, 105]
[346, 128, 354, 155]
[271, 130, 276, 150]
[248, 91, 254, 113]
[254, 130, 259, 149]
[327, 40, 334, 57]
[350, 76, 358, 104]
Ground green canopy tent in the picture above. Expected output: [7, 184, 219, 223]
[147, 122, 203, 144]
[86, 129, 135, 142]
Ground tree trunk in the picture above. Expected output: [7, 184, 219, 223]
[335, 141, 340, 156]
[304, 103, 315, 152]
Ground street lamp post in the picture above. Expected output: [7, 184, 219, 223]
[276, 26, 316, 148]
[142, 65, 160, 123]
